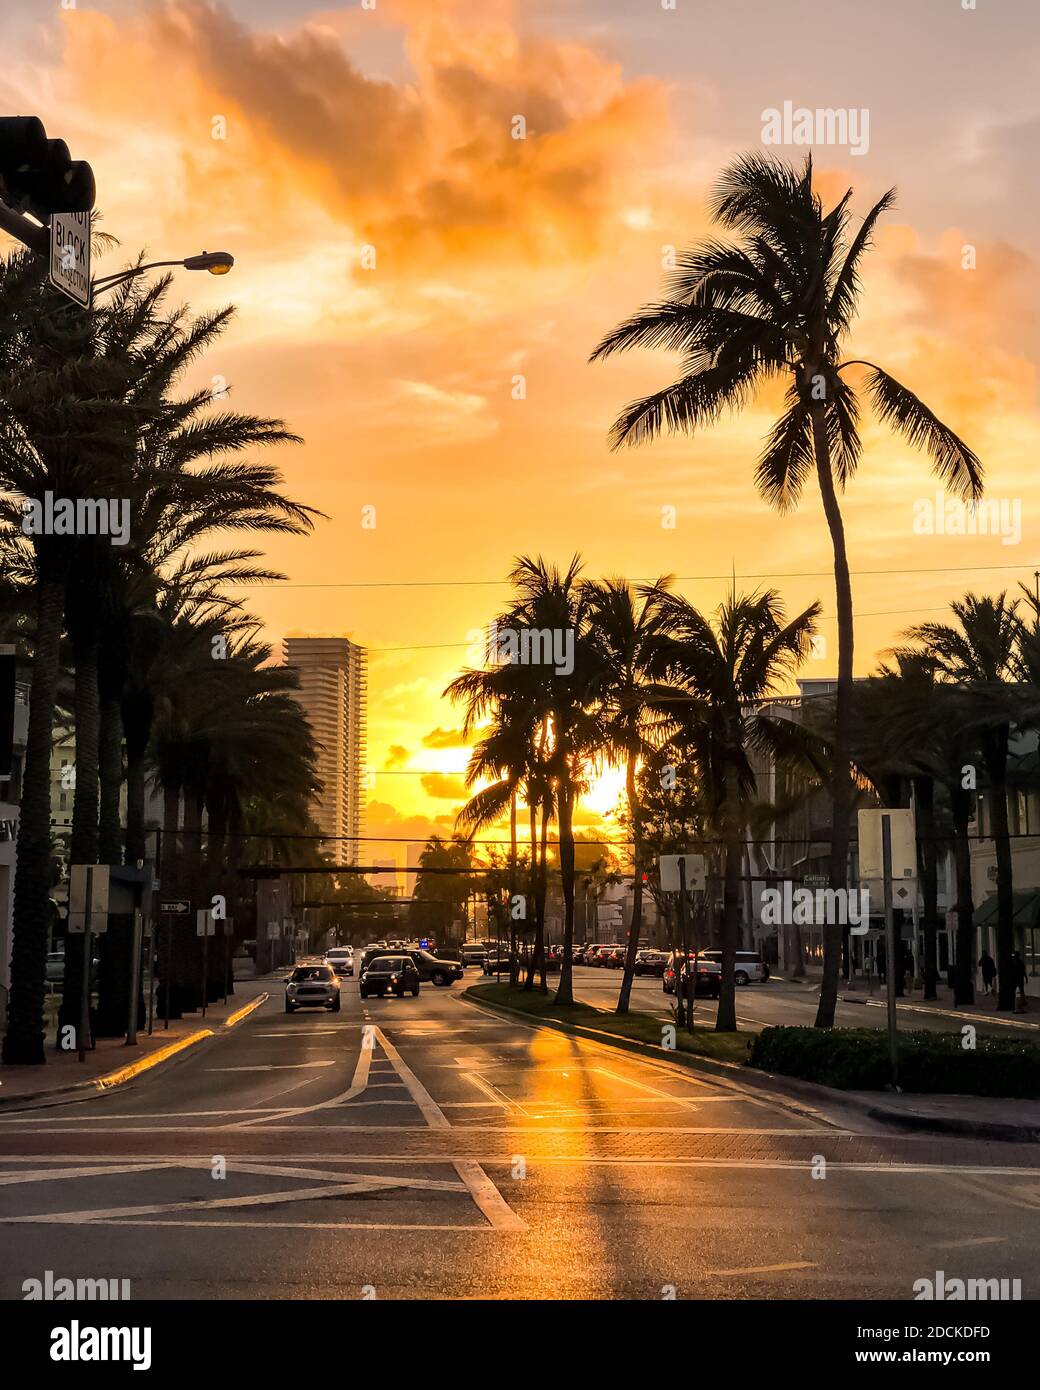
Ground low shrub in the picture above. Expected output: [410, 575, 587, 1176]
[747, 1026, 1040, 1097]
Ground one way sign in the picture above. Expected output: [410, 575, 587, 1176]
[49, 211, 91, 307]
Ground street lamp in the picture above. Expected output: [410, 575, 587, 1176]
[93, 250, 234, 294]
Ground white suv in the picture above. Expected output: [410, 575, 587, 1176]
[324, 947, 354, 978]
[699, 950, 769, 985]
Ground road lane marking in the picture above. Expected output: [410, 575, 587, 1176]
[228, 1025, 375, 1127]
[706, 1261, 815, 1276]
[461, 1073, 521, 1114]
[1, 1181, 413, 1223]
[373, 1026, 526, 1231]
[205, 1062, 336, 1072]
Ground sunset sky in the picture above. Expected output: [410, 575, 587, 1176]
[3, 0, 1039, 864]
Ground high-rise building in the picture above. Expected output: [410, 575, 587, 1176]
[283, 637, 367, 864]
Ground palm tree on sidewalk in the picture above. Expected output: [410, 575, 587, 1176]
[646, 588, 822, 1031]
[903, 595, 1021, 1011]
[582, 576, 675, 1015]
[590, 153, 982, 1028]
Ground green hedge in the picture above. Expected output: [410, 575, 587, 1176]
[747, 1026, 1040, 1098]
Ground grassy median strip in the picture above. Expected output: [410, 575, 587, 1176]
[466, 981, 752, 1065]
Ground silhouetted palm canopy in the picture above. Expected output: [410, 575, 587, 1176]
[589, 152, 982, 508]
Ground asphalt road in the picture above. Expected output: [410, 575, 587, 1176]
[571, 967, 1040, 1039]
[1, 970, 1038, 1301]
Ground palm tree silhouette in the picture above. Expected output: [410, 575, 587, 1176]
[591, 153, 981, 1027]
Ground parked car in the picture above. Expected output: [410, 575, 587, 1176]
[461, 943, 490, 967]
[359, 954, 421, 999]
[285, 964, 341, 1013]
[324, 947, 354, 977]
[634, 949, 668, 977]
[482, 951, 513, 975]
[697, 950, 770, 984]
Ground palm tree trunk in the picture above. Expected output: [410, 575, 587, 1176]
[810, 399, 854, 1030]
[951, 784, 975, 1006]
[97, 689, 123, 865]
[58, 638, 101, 1043]
[554, 781, 576, 1006]
[508, 789, 518, 985]
[522, 795, 538, 990]
[617, 753, 643, 1015]
[3, 577, 65, 1065]
[984, 728, 1015, 1010]
[716, 779, 741, 1032]
[915, 776, 939, 999]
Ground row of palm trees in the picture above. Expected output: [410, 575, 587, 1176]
[448, 560, 1040, 1031]
[447, 557, 827, 1033]
[0, 248, 320, 1064]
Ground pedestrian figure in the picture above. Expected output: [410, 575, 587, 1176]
[979, 949, 997, 996]
[1011, 951, 1028, 1010]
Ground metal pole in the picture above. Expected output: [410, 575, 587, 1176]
[163, 914, 171, 1031]
[676, 857, 691, 1030]
[78, 866, 92, 1063]
[145, 920, 155, 1036]
[126, 907, 143, 1046]
[223, 923, 230, 1005]
[882, 814, 900, 1091]
[201, 917, 209, 1019]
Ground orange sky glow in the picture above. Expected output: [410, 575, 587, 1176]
[3, 0, 1039, 867]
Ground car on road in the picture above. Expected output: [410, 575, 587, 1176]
[461, 943, 491, 967]
[359, 954, 421, 999]
[663, 954, 721, 998]
[586, 945, 616, 966]
[634, 949, 668, 977]
[360, 945, 463, 986]
[324, 947, 354, 977]
[285, 964, 341, 1013]
[697, 950, 770, 984]
[482, 951, 513, 975]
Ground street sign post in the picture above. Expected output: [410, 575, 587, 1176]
[158, 900, 190, 1031]
[126, 908, 143, 1047]
[160, 899, 191, 916]
[659, 853, 706, 893]
[197, 910, 217, 1019]
[49, 210, 91, 307]
[69, 864, 108, 1062]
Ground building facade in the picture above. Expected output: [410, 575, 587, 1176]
[283, 637, 367, 863]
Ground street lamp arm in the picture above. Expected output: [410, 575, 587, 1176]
[93, 261, 188, 292]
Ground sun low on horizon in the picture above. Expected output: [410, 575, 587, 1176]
[4, 0, 1039, 862]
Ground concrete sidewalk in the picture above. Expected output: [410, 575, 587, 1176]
[0, 978, 272, 1108]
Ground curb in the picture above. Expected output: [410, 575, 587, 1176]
[0, 991, 269, 1109]
[463, 986, 1040, 1142]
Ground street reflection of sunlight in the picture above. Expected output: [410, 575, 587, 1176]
[470, 1031, 634, 1297]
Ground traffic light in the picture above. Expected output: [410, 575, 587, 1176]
[0, 115, 95, 225]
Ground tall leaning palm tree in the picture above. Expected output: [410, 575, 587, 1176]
[590, 153, 981, 1028]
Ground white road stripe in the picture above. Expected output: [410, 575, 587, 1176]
[372, 1026, 526, 1231]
